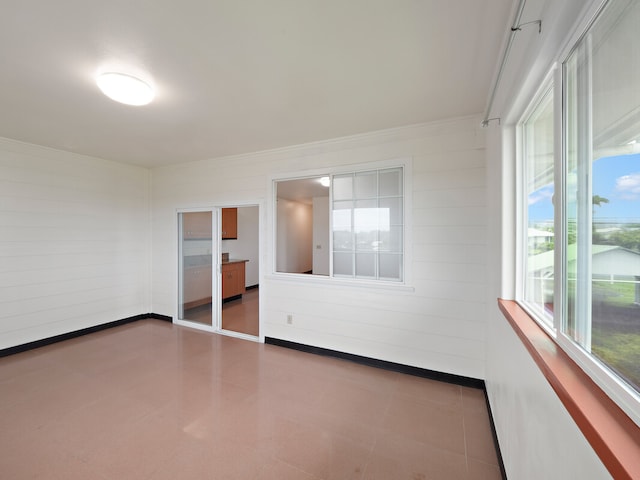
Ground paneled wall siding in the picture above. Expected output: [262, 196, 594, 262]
[0, 138, 150, 349]
[151, 116, 488, 379]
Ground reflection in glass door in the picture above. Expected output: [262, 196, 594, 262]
[178, 211, 215, 327]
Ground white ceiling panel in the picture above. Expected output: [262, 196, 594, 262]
[0, 0, 513, 167]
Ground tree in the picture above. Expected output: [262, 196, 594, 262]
[592, 194, 610, 208]
[592, 195, 609, 244]
[609, 230, 640, 253]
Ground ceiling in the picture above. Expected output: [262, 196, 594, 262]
[277, 176, 329, 204]
[0, 0, 513, 168]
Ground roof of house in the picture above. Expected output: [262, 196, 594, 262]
[529, 245, 640, 276]
[528, 228, 554, 238]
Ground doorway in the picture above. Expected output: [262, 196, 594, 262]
[220, 205, 260, 338]
[176, 206, 260, 339]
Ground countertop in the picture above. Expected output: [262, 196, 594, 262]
[184, 255, 248, 268]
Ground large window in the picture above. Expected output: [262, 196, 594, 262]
[564, 0, 640, 396]
[519, 0, 640, 419]
[275, 165, 404, 282]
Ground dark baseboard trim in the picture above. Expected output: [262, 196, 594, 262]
[246, 284, 259, 290]
[146, 313, 173, 322]
[222, 294, 243, 303]
[0, 313, 173, 358]
[264, 337, 485, 389]
[483, 390, 508, 480]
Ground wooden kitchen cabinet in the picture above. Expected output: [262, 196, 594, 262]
[221, 208, 237, 239]
[221, 260, 246, 299]
[183, 212, 212, 239]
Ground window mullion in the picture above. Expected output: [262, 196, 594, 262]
[351, 176, 356, 278]
[555, 64, 564, 334]
[574, 35, 593, 351]
[375, 171, 380, 280]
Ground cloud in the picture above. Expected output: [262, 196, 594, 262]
[614, 172, 640, 200]
[528, 185, 554, 205]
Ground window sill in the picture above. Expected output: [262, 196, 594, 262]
[497, 299, 639, 479]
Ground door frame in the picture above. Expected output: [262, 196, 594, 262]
[174, 201, 264, 342]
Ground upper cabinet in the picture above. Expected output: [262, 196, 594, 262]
[182, 209, 237, 240]
[183, 211, 212, 239]
[222, 208, 237, 239]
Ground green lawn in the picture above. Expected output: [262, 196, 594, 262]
[592, 280, 636, 307]
[592, 330, 640, 389]
[591, 280, 640, 391]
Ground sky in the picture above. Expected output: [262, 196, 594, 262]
[529, 152, 640, 224]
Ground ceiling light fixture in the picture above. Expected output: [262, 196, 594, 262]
[319, 176, 330, 187]
[96, 72, 154, 106]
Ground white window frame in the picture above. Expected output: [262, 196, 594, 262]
[268, 157, 413, 291]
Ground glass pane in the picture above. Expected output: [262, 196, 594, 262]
[275, 177, 330, 274]
[379, 226, 403, 253]
[379, 197, 403, 226]
[354, 200, 380, 252]
[354, 200, 378, 228]
[333, 174, 353, 201]
[379, 168, 403, 197]
[524, 86, 555, 322]
[179, 212, 213, 326]
[333, 252, 353, 276]
[355, 253, 376, 278]
[564, 0, 640, 394]
[355, 232, 378, 251]
[354, 171, 377, 198]
[379, 253, 402, 280]
[332, 200, 353, 251]
[333, 231, 352, 251]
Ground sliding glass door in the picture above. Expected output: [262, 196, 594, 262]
[178, 210, 218, 328]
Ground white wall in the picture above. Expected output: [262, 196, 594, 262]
[0, 138, 150, 349]
[275, 198, 313, 274]
[312, 196, 329, 275]
[484, 0, 611, 477]
[221, 205, 259, 287]
[151, 116, 488, 379]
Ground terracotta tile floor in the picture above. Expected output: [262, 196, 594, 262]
[222, 287, 259, 336]
[0, 320, 502, 479]
[184, 287, 259, 336]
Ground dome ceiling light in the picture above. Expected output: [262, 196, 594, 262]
[96, 72, 154, 106]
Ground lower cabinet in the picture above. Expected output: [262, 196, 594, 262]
[183, 261, 246, 308]
[183, 265, 212, 309]
[222, 261, 246, 300]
